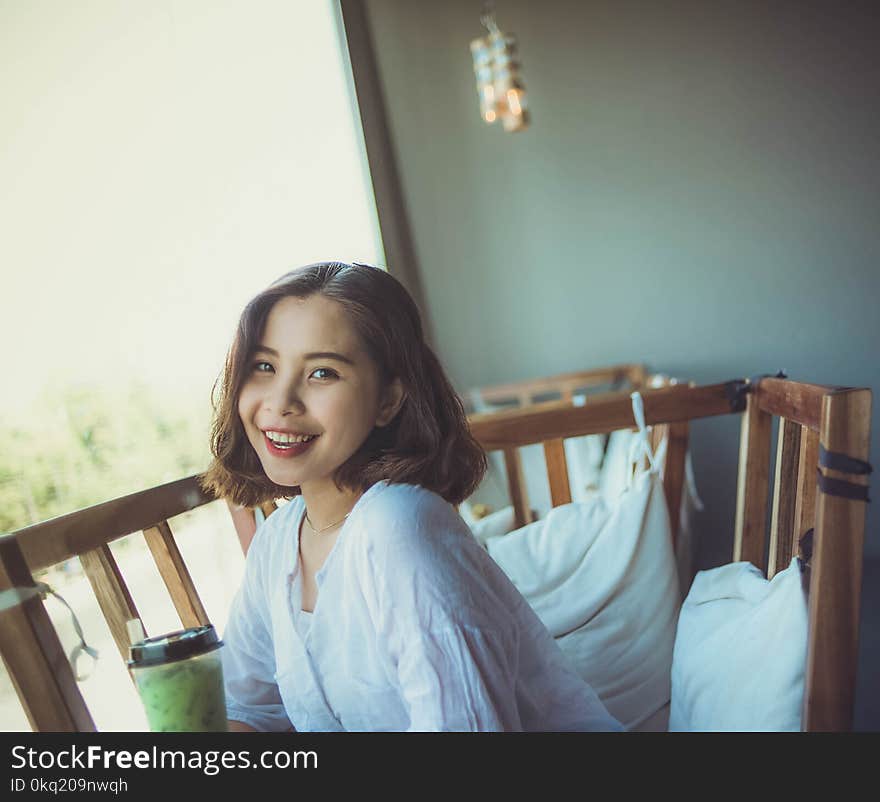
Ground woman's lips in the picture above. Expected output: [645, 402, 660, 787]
[263, 433, 320, 458]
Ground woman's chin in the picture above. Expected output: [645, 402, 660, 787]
[263, 467, 303, 488]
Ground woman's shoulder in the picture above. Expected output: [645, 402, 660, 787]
[350, 480, 469, 550]
[355, 480, 458, 526]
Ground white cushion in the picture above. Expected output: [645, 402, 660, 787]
[459, 503, 517, 548]
[668, 557, 808, 731]
[487, 468, 680, 730]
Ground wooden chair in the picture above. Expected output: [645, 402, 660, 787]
[466, 375, 872, 731]
[0, 478, 266, 732]
[466, 362, 649, 411]
[467, 366, 691, 535]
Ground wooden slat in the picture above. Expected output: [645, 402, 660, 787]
[469, 381, 736, 451]
[227, 501, 258, 556]
[143, 521, 210, 630]
[661, 422, 689, 548]
[543, 438, 572, 507]
[228, 501, 278, 556]
[754, 377, 838, 432]
[14, 475, 215, 573]
[0, 535, 95, 732]
[627, 364, 648, 387]
[733, 394, 773, 571]
[767, 418, 802, 579]
[793, 427, 820, 556]
[645, 423, 666, 473]
[502, 448, 533, 529]
[79, 545, 142, 661]
[803, 387, 872, 732]
[476, 364, 646, 406]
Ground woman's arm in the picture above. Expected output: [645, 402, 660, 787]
[363, 492, 522, 730]
[222, 524, 295, 732]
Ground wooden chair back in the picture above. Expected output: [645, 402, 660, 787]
[468, 372, 691, 538]
[467, 363, 649, 410]
[0, 478, 268, 732]
[466, 376, 872, 731]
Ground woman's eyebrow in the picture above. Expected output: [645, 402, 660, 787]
[254, 345, 355, 365]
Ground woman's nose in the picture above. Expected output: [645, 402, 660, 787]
[265, 379, 305, 415]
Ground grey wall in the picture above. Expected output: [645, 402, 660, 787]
[360, 0, 879, 728]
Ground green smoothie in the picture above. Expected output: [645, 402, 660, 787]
[128, 625, 228, 732]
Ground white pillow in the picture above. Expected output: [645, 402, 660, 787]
[652, 435, 704, 599]
[668, 557, 808, 731]
[599, 427, 704, 599]
[487, 468, 680, 731]
[459, 503, 517, 547]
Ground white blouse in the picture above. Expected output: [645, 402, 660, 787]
[221, 479, 622, 732]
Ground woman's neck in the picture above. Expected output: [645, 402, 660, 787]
[299, 480, 362, 532]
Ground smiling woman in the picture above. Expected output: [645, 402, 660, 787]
[199, 262, 622, 732]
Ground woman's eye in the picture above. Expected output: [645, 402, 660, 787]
[252, 361, 274, 373]
[311, 368, 338, 380]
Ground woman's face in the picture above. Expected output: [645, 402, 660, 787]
[237, 294, 403, 492]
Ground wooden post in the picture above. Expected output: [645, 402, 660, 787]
[226, 501, 259, 556]
[143, 521, 210, 630]
[503, 447, 533, 528]
[543, 438, 572, 508]
[733, 394, 773, 571]
[793, 427, 820, 559]
[79, 544, 143, 661]
[768, 418, 802, 579]
[803, 388, 871, 731]
[0, 535, 95, 732]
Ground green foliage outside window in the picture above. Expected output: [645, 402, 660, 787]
[0, 382, 212, 535]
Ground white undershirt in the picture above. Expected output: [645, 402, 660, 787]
[292, 569, 313, 639]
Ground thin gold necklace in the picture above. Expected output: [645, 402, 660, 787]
[304, 510, 350, 534]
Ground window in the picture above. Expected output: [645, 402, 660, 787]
[0, 0, 382, 730]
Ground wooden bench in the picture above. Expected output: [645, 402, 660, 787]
[466, 375, 872, 731]
[0, 478, 274, 731]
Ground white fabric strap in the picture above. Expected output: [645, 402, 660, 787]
[628, 391, 657, 475]
[0, 581, 99, 681]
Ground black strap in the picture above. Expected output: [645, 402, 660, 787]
[724, 379, 749, 413]
[797, 528, 814, 574]
[816, 468, 871, 502]
[748, 370, 788, 386]
[724, 370, 788, 413]
[819, 444, 873, 476]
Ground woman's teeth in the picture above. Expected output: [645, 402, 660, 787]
[265, 432, 319, 448]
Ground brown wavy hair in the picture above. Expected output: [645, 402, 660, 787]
[200, 261, 487, 507]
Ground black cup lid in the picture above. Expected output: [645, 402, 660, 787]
[127, 625, 223, 668]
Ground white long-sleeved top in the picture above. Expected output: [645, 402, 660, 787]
[221, 479, 623, 732]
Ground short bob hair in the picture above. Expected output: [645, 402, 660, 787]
[201, 262, 487, 508]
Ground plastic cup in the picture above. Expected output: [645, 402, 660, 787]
[127, 625, 228, 732]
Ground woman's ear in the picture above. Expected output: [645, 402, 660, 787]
[376, 377, 406, 427]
